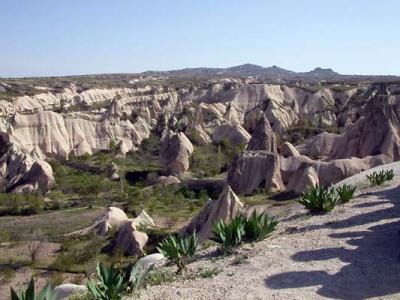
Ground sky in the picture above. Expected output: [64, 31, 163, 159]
[1, 0, 400, 77]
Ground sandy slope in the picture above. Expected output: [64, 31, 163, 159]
[138, 167, 400, 300]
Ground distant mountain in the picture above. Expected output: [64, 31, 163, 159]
[142, 64, 345, 81]
[300, 67, 340, 78]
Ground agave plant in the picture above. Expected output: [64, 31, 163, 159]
[212, 215, 246, 253]
[87, 261, 150, 300]
[336, 184, 356, 203]
[298, 185, 338, 213]
[366, 169, 394, 186]
[244, 211, 278, 242]
[11, 278, 55, 300]
[157, 232, 198, 274]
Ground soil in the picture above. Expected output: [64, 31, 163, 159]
[138, 169, 400, 299]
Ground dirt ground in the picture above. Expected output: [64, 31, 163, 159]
[138, 174, 400, 299]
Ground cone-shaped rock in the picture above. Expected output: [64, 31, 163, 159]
[228, 150, 284, 195]
[180, 185, 243, 242]
[115, 221, 148, 256]
[185, 105, 211, 145]
[247, 114, 277, 152]
[160, 131, 194, 176]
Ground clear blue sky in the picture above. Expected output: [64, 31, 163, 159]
[1, 0, 399, 77]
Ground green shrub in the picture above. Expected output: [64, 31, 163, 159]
[298, 186, 338, 213]
[199, 267, 221, 278]
[212, 216, 245, 253]
[87, 261, 150, 300]
[336, 184, 356, 203]
[11, 278, 55, 300]
[366, 169, 394, 186]
[157, 232, 198, 274]
[244, 211, 278, 242]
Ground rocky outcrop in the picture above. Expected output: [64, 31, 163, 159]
[280, 141, 300, 157]
[115, 221, 148, 256]
[212, 124, 251, 146]
[107, 162, 120, 181]
[160, 131, 194, 177]
[94, 207, 129, 235]
[185, 106, 211, 145]
[280, 154, 391, 187]
[156, 175, 181, 185]
[331, 95, 400, 161]
[286, 164, 319, 194]
[0, 133, 55, 193]
[181, 185, 243, 241]
[69, 207, 154, 236]
[228, 151, 284, 195]
[247, 114, 277, 152]
[297, 132, 340, 158]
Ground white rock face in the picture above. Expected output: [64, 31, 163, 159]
[185, 105, 211, 145]
[160, 131, 193, 176]
[0, 132, 55, 193]
[286, 164, 319, 194]
[228, 150, 284, 195]
[280, 141, 300, 157]
[181, 185, 244, 241]
[212, 124, 251, 146]
[115, 220, 148, 256]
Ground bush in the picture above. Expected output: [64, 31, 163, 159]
[298, 186, 338, 213]
[244, 211, 278, 242]
[0, 193, 44, 216]
[11, 278, 55, 300]
[366, 169, 394, 186]
[87, 261, 150, 300]
[212, 216, 245, 253]
[336, 184, 356, 203]
[157, 232, 198, 274]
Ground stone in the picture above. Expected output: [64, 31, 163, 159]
[160, 131, 193, 177]
[228, 150, 284, 195]
[247, 114, 277, 152]
[286, 164, 319, 194]
[115, 221, 148, 256]
[212, 124, 251, 146]
[180, 185, 243, 241]
[280, 141, 300, 157]
[53, 284, 87, 300]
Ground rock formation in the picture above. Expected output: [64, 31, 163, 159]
[160, 131, 194, 177]
[228, 151, 284, 195]
[331, 95, 400, 161]
[247, 114, 277, 152]
[0, 132, 55, 193]
[296, 132, 340, 158]
[114, 220, 148, 256]
[94, 207, 129, 235]
[212, 124, 251, 146]
[181, 185, 243, 241]
[185, 105, 211, 145]
[280, 141, 300, 157]
[69, 207, 154, 236]
[286, 164, 319, 194]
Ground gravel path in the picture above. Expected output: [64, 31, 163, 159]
[138, 168, 400, 300]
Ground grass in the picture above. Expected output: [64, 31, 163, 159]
[298, 186, 338, 213]
[0, 207, 104, 242]
[144, 270, 177, 286]
[198, 267, 221, 278]
[366, 169, 395, 186]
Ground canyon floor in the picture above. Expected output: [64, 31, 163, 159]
[138, 166, 400, 300]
